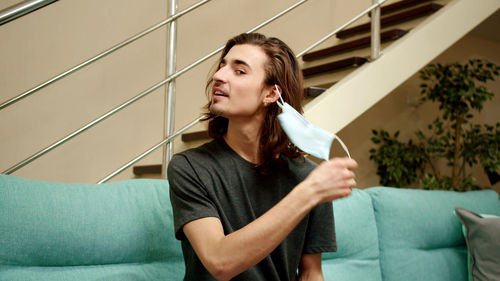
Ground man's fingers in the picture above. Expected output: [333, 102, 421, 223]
[346, 178, 356, 188]
[332, 187, 353, 200]
[343, 158, 358, 170]
[342, 169, 356, 180]
[327, 157, 358, 170]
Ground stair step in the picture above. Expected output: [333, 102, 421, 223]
[369, 0, 433, 17]
[303, 29, 408, 61]
[302, 57, 368, 77]
[304, 86, 327, 97]
[181, 130, 210, 142]
[337, 3, 443, 39]
[133, 164, 161, 175]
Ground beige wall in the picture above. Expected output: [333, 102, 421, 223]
[0, 0, 169, 182]
[0, 0, 373, 183]
[2, 0, 497, 191]
[0, 0, 23, 11]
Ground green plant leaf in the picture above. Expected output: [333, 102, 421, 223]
[369, 59, 499, 191]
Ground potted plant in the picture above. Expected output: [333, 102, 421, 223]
[369, 59, 500, 191]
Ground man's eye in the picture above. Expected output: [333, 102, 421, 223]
[235, 70, 246, 75]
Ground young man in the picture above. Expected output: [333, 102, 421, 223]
[168, 33, 357, 281]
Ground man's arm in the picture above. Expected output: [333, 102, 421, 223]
[183, 158, 357, 281]
[299, 253, 324, 281]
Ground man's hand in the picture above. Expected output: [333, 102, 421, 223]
[299, 157, 358, 204]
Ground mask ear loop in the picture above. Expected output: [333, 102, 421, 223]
[275, 85, 285, 109]
[333, 135, 352, 159]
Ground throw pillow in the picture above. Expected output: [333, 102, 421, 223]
[454, 207, 500, 281]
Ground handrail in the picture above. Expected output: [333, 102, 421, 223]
[97, 115, 206, 184]
[98, 0, 386, 183]
[0, 0, 57, 26]
[2, 79, 172, 175]
[296, 0, 386, 57]
[0, 0, 212, 111]
[164, 0, 310, 84]
[2, 0, 309, 175]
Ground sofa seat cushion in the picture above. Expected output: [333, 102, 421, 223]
[367, 187, 500, 281]
[0, 175, 182, 269]
[0, 261, 185, 281]
[322, 188, 382, 281]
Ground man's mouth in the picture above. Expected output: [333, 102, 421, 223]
[214, 90, 228, 97]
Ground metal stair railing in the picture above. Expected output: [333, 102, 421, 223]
[296, 0, 385, 58]
[98, 115, 206, 184]
[0, 0, 58, 26]
[1, 0, 309, 175]
[98, 0, 387, 183]
[0, 0, 212, 111]
[1, 0, 386, 182]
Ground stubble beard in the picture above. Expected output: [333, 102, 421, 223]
[209, 100, 224, 116]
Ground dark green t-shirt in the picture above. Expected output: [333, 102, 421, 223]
[168, 139, 336, 281]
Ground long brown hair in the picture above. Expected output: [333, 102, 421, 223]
[204, 33, 305, 170]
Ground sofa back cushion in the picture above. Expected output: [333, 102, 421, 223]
[367, 187, 500, 281]
[0, 175, 183, 267]
[322, 188, 382, 281]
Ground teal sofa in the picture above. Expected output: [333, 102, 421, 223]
[322, 187, 499, 281]
[0, 175, 184, 281]
[1, 174, 499, 281]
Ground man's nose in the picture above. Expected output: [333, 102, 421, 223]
[212, 66, 228, 82]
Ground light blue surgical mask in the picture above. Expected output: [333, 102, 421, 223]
[274, 85, 351, 161]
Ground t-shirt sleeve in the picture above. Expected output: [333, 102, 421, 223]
[302, 201, 337, 254]
[167, 153, 220, 240]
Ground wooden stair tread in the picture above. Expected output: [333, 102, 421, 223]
[304, 86, 327, 97]
[337, 3, 442, 39]
[302, 57, 368, 77]
[369, 0, 433, 16]
[181, 130, 209, 142]
[303, 29, 408, 61]
[133, 164, 161, 175]
[133, 0, 446, 177]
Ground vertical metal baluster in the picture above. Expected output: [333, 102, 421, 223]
[163, 0, 178, 178]
[371, 0, 381, 60]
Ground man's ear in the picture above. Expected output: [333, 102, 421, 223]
[263, 85, 281, 105]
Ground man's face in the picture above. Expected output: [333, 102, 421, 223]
[209, 44, 271, 119]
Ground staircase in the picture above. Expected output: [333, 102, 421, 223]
[135, 0, 500, 178]
[302, 0, 443, 89]
[134, 0, 500, 177]
[303, 0, 499, 134]
[1, 0, 498, 183]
